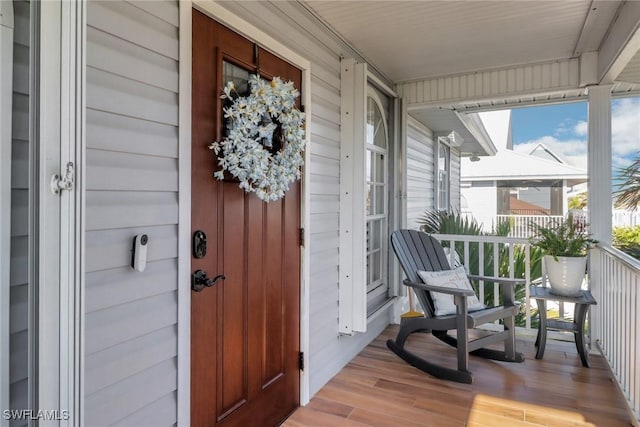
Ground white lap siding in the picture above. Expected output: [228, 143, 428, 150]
[84, 1, 180, 425]
[406, 117, 435, 229]
[9, 2, 30, 424]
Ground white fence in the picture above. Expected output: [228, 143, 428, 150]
[433, 234, 534, 329]
[613, 209, 640, 227]
[593, 244, 640, 423]
[496, 210, 640, 238]
[495, 215, 563, 238]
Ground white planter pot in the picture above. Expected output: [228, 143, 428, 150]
[544, 255, 587, 297]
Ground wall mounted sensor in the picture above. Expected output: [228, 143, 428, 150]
[131, 234, 149, 272]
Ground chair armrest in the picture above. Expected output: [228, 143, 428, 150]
[403, 279, 475, 297]
[467, 275, 525, 286]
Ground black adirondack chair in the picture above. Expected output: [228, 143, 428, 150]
[388, 229, 525, 384]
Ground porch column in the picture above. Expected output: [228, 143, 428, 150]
[587, 84, 612, 245]
[587, 84, 612, 348]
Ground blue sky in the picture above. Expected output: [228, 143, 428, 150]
[509, 97, 640, 179]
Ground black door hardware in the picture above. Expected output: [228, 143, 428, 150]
[193, 230, 207, 259]
[191, 270, 225, 292]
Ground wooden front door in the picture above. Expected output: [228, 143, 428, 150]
[191, 10, 301, 426]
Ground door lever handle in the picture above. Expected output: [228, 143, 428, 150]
[191, 270, 225, 292]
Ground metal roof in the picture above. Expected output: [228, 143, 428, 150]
[410, 109, 497, 156]
[461, 149, 588, 181]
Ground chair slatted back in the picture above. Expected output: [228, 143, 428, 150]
[391, 230, 452, 317]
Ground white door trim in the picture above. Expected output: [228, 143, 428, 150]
[39, 1, 85, 425]
[178, 3, 313, 424]
[38, 1, 64, 419]
[177, 2, 192, 425]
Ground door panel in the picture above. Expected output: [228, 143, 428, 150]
[219, 185, 248, 416]
[191, 9, 301, 426]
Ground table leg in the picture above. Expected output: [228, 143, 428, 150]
[535, 298, 547, 359]
[574, 303, 591, 367]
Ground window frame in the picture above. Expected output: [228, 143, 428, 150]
[365, 89, 390, 315]
[436, 136, 451, 211]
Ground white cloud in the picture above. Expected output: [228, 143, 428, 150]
[513, 96, 639, 170]
[612, 97, 640, 158]
[573, 120, 587, 136]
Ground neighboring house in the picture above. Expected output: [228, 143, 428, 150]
[461, 110, 588, 233]
[1, 1, 638, 426]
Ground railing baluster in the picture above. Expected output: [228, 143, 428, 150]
[493, 242, 499, 309]
[479, 242, 485, 305]
[463, 241, 469, 271]
[592, 245, 640, 424]
[525, 243, 531, 329]
[635, 274, 640, 416]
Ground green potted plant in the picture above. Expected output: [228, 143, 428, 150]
[529, 214, 597, 296]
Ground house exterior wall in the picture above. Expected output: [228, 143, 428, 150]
[84, 2, 180, 425]
[10, 1, 29, 421]
[406, 117, 434, 229]
[81, 1, 397, 421]
[462, 181, 497, 231]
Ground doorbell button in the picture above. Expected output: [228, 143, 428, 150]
[131, 234, 149, 272]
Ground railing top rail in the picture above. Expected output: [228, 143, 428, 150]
[597, 244, 640, 272]
[433, 233, 530, 245]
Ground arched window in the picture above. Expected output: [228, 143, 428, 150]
[365, 92, 389, 314]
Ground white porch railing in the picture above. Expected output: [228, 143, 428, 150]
[495, 215, 563, 238]
[592, 244, 640, 423]
[433, 234, 534, 329]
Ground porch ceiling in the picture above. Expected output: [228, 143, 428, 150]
[303, 1, 622, 83]
[618, 49, 640, 84]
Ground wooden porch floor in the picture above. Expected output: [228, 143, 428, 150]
[284, 325, 632, 427]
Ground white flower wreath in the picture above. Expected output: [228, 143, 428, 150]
[209, 74, 305, 202]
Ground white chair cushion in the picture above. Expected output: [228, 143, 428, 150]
[417, 266, 486, 316]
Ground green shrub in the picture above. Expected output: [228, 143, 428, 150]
[613, 226, 640, 245]
[613, 226, 640, 259]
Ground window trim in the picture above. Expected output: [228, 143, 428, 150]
[435, 135, 451, 211]
[338, 58, 398, 335]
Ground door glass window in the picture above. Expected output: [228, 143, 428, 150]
[222, 61, 250, 95]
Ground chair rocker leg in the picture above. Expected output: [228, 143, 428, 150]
[386, 339, 473, 384]
[433, 330, 525, 363]
[394, 317, 431, 347]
